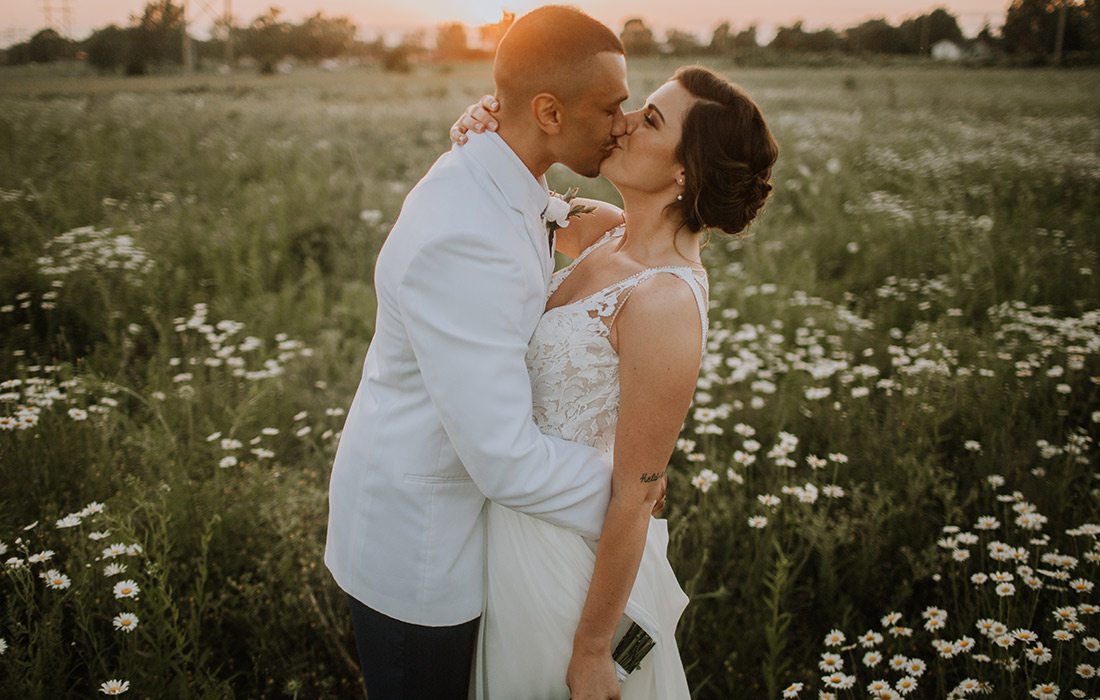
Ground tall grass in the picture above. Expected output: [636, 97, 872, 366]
[1, 59, 1098, 697]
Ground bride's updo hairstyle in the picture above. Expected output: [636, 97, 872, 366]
[673, 66, 778, 236]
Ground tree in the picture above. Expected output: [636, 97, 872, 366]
[735, 25, 760, 49]
[771, 21, 844, 52]
[127, 0, 185, 72]
[435, 22, 468, 60]
[845, 18, 905, 53]
[240, 7, 291, 72]
[710, 22, 733, 54]
[288, 13, 356, 60]
[84, 24, 131, 73]
[620, 18, 658, 56]
[478, 12, 514, 53]
[1002, 0, 1091, 60]
[666, 29, 703, 55]
[898, 8, 964, 53]
[27, 28, 74, 62]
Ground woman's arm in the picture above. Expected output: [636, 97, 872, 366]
[553, 198, 623, 260]
[566, 274, 704, 698]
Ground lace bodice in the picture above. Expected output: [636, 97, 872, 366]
[526, 224, 709, 454]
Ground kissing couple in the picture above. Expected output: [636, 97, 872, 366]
[325, 5, 778, 699]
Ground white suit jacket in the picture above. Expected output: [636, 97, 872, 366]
[324, 132, 614, 626]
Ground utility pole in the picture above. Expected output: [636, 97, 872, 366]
[182, 0, 194, 73]
[40, 0, 71, 37]
[224, 0, 233, 66]
[1053, 0, 1068, 66]
[60, 0, 71, 39]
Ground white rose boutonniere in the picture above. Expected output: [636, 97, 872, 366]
[544, 187, 596, 235]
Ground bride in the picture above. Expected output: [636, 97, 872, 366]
[451, 66, 778, 699]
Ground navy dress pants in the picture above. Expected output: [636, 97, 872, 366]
[346, 593, 480, 699]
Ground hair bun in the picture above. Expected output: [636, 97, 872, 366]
[671, 66, 778, 237]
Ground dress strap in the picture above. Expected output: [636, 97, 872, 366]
[548, 223, 624, 296]
[606, 267, 709, 355]
[572, 223, 623, 266]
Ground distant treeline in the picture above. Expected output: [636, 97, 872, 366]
[3, 0, 1100, 72]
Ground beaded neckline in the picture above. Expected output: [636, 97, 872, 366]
[544, 225, 707, 315]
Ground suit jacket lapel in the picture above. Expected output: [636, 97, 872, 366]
[458, 134, 553, 289]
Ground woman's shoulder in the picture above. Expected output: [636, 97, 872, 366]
[615, 267, 709, 350]
[555, 198, 624, 259]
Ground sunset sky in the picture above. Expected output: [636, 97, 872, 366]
[1, 0, 1010, 46]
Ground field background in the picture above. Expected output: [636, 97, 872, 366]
[1, 58, 1099, 698]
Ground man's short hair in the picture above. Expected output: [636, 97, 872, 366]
[494, 6, 624, 105]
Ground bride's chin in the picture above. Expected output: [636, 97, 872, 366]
[598, 162, 619, 184]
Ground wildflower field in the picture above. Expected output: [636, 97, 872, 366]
[1, 59, 1098, 698]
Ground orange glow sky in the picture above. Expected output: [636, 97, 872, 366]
[1, 1, 1008, 45]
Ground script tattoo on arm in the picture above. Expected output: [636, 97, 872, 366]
[639, 471, 666, 484]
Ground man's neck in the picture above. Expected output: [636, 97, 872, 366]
[494, 120, 553, 181]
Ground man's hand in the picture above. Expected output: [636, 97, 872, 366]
[566, 648, 621, 700]
[449, 94, 501, 145]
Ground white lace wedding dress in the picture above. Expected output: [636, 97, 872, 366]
[472, 224, 708, 699]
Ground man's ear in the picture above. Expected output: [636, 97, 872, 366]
[530, 93, 564, 135]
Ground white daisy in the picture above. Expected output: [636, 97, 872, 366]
[111, 612, 139, 633]
[42, 569, 71, 589]
[888, 655, 908, 671]
[866, 680, 890, 694]
[956, 678, 980, 693]
[27, 549, 55, 564]
[55, 514, 82, 528]
[818, 652, 843, 672]
[1025, 643, 1053, 665]
[860, 630, 884, 647]
[895, 676, 917, 695]
[1028, 682, 1059, 699]
[112, 579, 140, 599]
[98, 679, 130, 695]
[823, 629, 845, 647]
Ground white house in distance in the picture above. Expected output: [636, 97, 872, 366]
[932, 39, 964, 61]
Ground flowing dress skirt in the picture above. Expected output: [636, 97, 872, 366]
[472, 501, 690, 699]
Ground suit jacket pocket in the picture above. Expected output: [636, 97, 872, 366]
[402, 472, 475, 486]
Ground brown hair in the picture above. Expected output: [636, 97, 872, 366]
[672, 66, 778, 236]
[494, 6, 624, 104]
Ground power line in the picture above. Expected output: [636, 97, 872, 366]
[41, 0, 72, 37]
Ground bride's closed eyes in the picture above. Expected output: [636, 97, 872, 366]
[642, 104, 665, 128]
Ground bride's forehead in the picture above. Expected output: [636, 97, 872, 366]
[647, 81, 689, 106]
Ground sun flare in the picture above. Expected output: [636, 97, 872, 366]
[441, 0, 535, 26]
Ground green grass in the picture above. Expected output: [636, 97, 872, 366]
[1, 59, 1098, 698]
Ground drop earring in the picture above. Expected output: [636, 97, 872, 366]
[676, 177, 684, 201]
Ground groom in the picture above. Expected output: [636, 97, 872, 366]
[325, 6, 635, 699]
